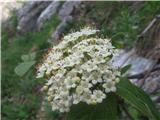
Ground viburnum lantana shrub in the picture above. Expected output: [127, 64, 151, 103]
[36, 27, 160, 120]
[36, 27, 120, 112]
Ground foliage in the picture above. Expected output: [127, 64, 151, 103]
[117, 77, 160, 120]
[1, 15, 59, 120]
[111, 32, 124, 49]
[67, 93, 118, 120]
[120, 64, 132, 75]
[2, 95, 41, 120]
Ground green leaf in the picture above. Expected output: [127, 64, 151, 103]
[21, 52, 36, 62]
[21, 55, 29, 61]
[121, 64, 132, 75]
[67, 93, 118, 120]
[14, 61, 36, 77]
[128, 106, 140, 119]
[111, 32, 124, 49]
[116, 77, 160, 120]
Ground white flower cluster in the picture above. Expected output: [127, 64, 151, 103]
[37, 27, 120, 112]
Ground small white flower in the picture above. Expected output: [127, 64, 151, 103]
[76, 86, 83, 94]
[92, 80, 97, 84]
[36, 72, 44, 78]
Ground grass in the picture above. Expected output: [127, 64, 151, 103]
[2, 14, 60, 120]
[1, 1, 160, 120]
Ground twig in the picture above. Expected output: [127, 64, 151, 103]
[127, 73, 144, 79]
[137, 14, 160, 39]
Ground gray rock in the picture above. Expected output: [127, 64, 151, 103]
[17, 1, 51, 33]
[58, 1, 81, 21]
[49, 16, 72, 43]
[17, 1, 39, 21]
[111, 49, 156, 76]
[36, 1, 61, 31]
[111, 48, 158, 94]
[48, 1, 82, 43]
[141, 69, 160, 94]
[1, 1, 23, 23]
